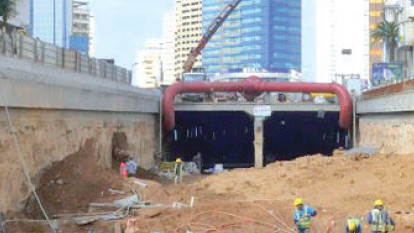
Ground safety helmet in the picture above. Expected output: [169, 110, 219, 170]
[176, 158, 182, 163]
[374, 199, 384, 206]
[293, 198, 304, 206]
[348, 221, 356, 231]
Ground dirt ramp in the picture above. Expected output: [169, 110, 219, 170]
[25, 152, 124, 218]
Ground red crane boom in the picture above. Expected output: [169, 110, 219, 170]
[183, 0, 243, 74]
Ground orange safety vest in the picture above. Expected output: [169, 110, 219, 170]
[119, 162, 127, 178]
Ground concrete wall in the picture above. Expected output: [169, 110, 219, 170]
[0, 55, 160, 213]
[0, 109, 158, 213]
[359, 114, 414, 154]
[358, 90, 414, 154]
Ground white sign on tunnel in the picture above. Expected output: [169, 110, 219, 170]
[254, 105, 272, 117]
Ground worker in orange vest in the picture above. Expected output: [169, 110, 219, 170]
[119, 161, 127, 178]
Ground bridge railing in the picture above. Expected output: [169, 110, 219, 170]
[0, 30, 132, 85]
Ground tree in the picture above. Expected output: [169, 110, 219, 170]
[0, 0, 16, 32]
[371, 20, 400, 62]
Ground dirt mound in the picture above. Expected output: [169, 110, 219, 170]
[197, 153, 414, 214]
[25, 152, 124, 218]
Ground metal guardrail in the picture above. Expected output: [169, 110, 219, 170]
[0, 30, 132, 85]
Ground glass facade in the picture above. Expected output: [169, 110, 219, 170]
[29, 0, 72, 48]
[203, 0, 301, 74]
[70, 35, 89, 54]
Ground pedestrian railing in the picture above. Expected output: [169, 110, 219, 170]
[0, 30, 132, 85]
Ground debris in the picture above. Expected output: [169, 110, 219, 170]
[132, 178, 148, 189]
[73, 213, 126, 226]
[182, 162, 200, 174]
[214, 164, 224, 173]
[113, 195, 139, 208]
[190, 196, 195, 207]
[172, 202, 189, 209]
[345, 147, 378, 156]
[158, 171, 174, 180]
[73, 216, 98, 225]
[90, 201, 151, 208]
[108, 189, 126, 195]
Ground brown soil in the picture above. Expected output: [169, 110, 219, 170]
[24, 152, 124, 218]
[9, 151, 414, 233]
[134, 151, 414, 232]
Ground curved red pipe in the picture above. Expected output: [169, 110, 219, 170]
[163, 76, 352, 130]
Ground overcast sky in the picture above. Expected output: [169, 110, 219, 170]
[89, 0, 175, 68]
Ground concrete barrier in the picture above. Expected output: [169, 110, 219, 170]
[0, 31, 132, 84]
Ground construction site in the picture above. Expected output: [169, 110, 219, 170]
[2, 0, 414, 232]
[2, 147, 414, 233]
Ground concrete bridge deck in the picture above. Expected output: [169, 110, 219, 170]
[175, 102, 340, 114]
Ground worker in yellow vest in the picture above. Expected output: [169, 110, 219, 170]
[174, 158, 183, 184]
[293, 198, 317, 233]
[346, 216, 362, 233]
[367, 200, 395, 233]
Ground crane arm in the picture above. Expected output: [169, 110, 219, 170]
[183, 0, 243, 73]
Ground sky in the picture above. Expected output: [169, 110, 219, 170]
[89, 0, 175, 68]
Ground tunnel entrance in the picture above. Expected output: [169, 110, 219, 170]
[167, 111, 255, 169]
[263, 112, 347, 164]
[166, 111, 348, 169]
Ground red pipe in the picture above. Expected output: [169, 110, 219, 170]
[163, 76, 352, 130]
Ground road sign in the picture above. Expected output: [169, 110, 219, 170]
[254, 105, 272, 117]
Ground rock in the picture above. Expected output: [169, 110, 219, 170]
[56, 179, 64, 185]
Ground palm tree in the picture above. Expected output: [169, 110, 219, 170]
[0, 0, 16, 32]
[371, 20, 400, 62]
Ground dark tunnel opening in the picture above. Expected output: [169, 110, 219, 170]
[263, 111, 348, 164]
[166, 111, 348, 169]
[167, 111, 255, 169]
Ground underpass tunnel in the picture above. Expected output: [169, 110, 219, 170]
[263, 111, 347, 164]
[167, 111, 255, 169]
[166, 111, 348, 169]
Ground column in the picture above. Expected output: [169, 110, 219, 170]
[254, 117, 264, 168]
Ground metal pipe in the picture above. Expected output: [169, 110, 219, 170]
[163, 76, 353, 130]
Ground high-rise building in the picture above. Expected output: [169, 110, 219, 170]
[70, 0, 92, 55]
[175, 0, 203, 78]
[29, 0, 73, 48]
[369, 0, 386, 78]
[89, 15, 95, 56]
[202, 0, 301, 74]
[302, 0, 369, 83]
[134, 40, 164, 88]
[162, 13, 177, 85]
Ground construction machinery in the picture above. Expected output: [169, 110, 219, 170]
[182, 0, 243, 80]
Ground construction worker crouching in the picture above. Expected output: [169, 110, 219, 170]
[174, 158, 183, 184]
[293, 198, 317, 233]
[126, 156, 137, 178]
[367, 200, 395, 233]
[346, 216, 362, 233]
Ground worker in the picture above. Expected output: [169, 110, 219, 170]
[119, 161, 127, 178]
[174, 158, 183, 184]
[345, 216, 362, 233]
[293, 198, 317, 233]
[367, 200, 395, 233]
[126, 157, 137, 178]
